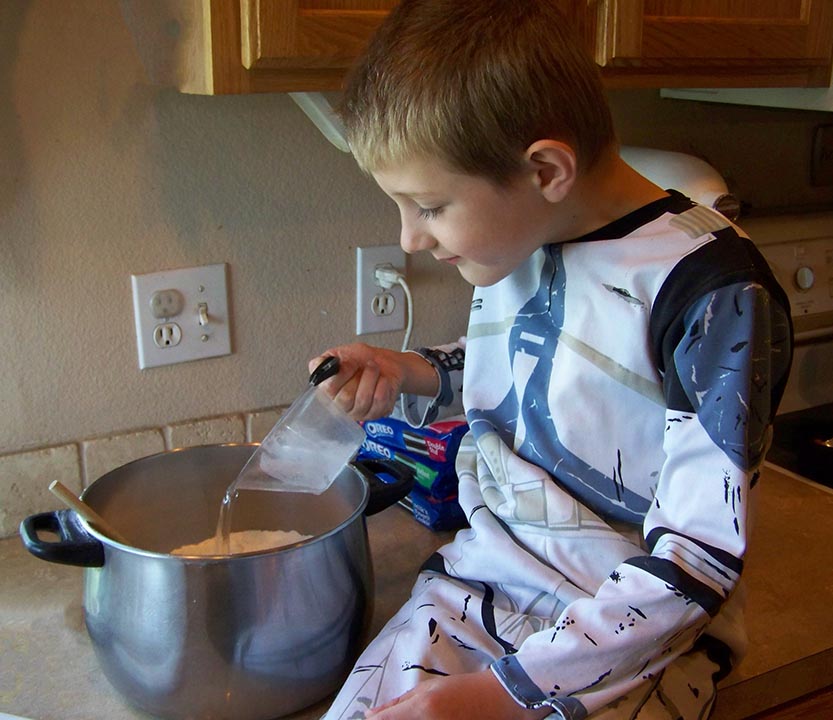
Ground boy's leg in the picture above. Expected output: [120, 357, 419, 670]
[324, 569, 718, 720]
[322, 571, 554, 720]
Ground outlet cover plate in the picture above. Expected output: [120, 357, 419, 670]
[356, 246, 406, 335]
[131, 263, 231, 369]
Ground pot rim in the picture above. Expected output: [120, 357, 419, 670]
[78, 442, 370, 562]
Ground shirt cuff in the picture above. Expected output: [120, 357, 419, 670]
[400, 348, 454, 427]
[491, 655, 586, 720]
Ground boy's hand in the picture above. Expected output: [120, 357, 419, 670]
[309, 343, 438, 421]
[365, 670, 552, 720]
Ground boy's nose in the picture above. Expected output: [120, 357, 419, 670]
[399, 221, 436, 255]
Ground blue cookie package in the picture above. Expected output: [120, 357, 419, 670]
[359, 415, 469, 531]
[362, 415, 468, 464]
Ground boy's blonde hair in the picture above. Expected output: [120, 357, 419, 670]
[338, 0, 616, 183]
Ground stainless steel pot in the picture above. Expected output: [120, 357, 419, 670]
[19, 443, 413, 720]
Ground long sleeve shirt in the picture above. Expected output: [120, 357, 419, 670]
[415, 192, 792, 717]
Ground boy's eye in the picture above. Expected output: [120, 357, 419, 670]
[417, 206, 443, 220]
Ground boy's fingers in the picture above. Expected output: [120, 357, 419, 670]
[307, 352, 332, 374]
[350, 361, 381, 419]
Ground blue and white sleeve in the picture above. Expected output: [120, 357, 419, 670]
[400, 339, 466, 428]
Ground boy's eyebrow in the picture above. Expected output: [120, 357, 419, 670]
[390, 189, 442, 202]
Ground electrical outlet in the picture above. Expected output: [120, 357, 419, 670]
[149, 289, 184, 319]
[371, 292, 396, 317]
[153, 322, 182, 348]
[356, 246, 406, 335]
[131, 263, 232, 369]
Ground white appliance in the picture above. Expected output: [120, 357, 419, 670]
[619, 146, 740, 219]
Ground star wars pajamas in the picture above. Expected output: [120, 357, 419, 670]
[324, 472, 721, 720]
[323, 573, 720, 719]
[324, 192, 791, 719]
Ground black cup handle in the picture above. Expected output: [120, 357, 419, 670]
[309, 356, 340, 386]
[352, 458, 415, 516]
[19, 509, 105, 567]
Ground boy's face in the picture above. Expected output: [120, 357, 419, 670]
[372, 156, 557, 287]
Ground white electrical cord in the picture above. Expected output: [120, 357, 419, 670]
[397, 276, 414, 352]
[374, 264, 414, 352]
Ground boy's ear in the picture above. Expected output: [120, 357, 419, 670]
[524, 140, 577, 202]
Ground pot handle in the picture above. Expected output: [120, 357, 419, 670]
[19, 509, 105, 567]
[352, 458, 415, 516]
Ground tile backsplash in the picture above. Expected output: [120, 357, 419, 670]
[0, 406, 286, 538]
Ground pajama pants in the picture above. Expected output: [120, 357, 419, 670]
[321, 570, 720, 720]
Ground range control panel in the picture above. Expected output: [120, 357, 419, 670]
[757, 236, 833, 339]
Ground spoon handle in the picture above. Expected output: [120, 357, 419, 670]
[49, 481, 130, 545]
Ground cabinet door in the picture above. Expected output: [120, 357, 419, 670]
[199, 0, 396, 93]
[240, 1, 396, 73]
[594, 0, 833, 87]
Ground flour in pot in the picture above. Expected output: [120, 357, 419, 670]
[171, 529, 312, 556]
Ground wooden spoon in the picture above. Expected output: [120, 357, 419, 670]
[49, 480, 130, 545]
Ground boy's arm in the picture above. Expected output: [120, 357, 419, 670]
[366, 670, 550, 720]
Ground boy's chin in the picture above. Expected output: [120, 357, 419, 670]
[458, 263, 516, 288]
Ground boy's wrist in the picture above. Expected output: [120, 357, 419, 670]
[399, 349, 442, 398]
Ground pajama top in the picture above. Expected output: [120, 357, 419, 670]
[409, 191, 792, 717]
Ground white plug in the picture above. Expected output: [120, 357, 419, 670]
[374, 264, 413, 352]
[374, 263, 405, 289]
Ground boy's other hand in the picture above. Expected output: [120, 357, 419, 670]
[309, 343, 438, 422]
[364, 670, 552, 720]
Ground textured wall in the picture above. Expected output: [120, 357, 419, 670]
[1, 1, 830, 456]
[0, 1, 468, 454]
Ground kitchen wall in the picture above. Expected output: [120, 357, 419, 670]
[1, 1, 832, 536]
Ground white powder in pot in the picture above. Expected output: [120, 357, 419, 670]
[171, 529, 312, 556]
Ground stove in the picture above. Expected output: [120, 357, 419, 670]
[745, 214, 833, 488]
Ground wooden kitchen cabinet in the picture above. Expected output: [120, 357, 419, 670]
[591, 0, 833, 88]
[138, 0, 397, 94]
[128, 1, 833, 94]
[240, 1, 398, 72]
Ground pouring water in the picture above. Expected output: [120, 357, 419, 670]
[212, 357, 365, 554]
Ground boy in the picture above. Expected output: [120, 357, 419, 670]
[311, 2, 792, 718]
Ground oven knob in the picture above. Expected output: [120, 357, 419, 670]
[794, 266, 815, 291]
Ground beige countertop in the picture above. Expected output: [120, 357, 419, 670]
[1, 465, 832, 720]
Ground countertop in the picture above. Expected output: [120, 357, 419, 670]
[2, 464, 832, 720]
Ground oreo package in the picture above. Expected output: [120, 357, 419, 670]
[359, 415, 469, 530]
[362, 415, 468, 465]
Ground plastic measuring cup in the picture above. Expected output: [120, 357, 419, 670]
[233, 357, 366, 494]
